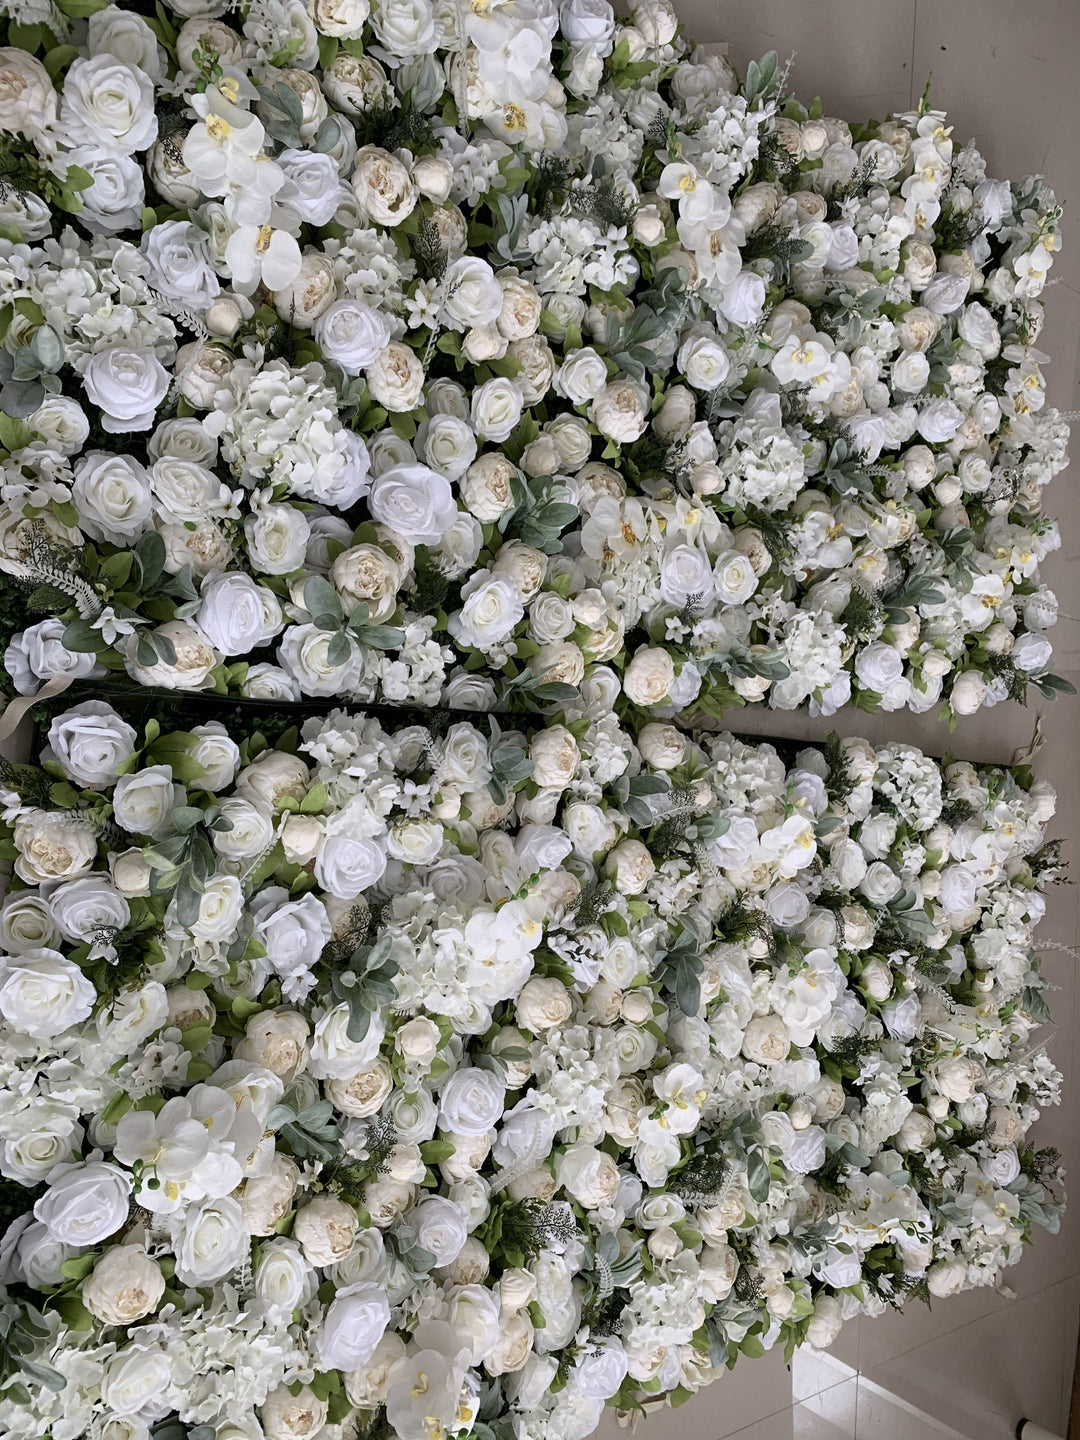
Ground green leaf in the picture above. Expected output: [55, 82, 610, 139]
[62, 619, 105, 654]
[101, 1091, 133, 1125]
[300, 783, 327, 814]
[60, 1253, 97, 1282]
[419, 1140, 457, 1164]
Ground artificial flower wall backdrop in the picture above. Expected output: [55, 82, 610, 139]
[0, 0, 1070, 1438]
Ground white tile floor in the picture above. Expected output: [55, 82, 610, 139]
[604, 1, 1080, 1438]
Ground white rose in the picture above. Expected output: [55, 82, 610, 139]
[678, 332, 730, 391]
[558, 1144, 620, 1208]
[555, 347, 609, 404]
[317, 1282, 391, 1370]
[50, 876, 129, 943]
[314, 298, 393, 374]
[443, 256, 502, 331]
[34, 1160, 131, 1245]
[61, 55, 157, 155]
[439, 1067, 506, 1137]
[309, 1001, 386, 1077]
[411, 1194, 468, 1264]
[72, 451, 152, 543]
[68, 146, 144, 235]
[83, 1245, 164, 1325]
[47, 701, 136, 786]
[198, 572, 282, 656]
[100, 1349, 171, 1418]
[713, 549, 759, 605]
[567, 806, 616, 858]
[0, 949, 96, 1039]
[112, 765, 179, 837]
[254, 1237, 314, 1314]
[314, 831, 388, 900]
[448, 576, 524, 650]
[245, 503, 311, 576]
[190, 873, 245, 941]
[471, 376, 524, 443]
[278, 624, 364, 698]
[368, 462, 457, 544]
[854, 641, 903, 694]
[0, 892, 57, 953]
[82, 347, 169, 433]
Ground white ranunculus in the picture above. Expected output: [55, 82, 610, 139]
[83, 1244, 165, 1325]
[13, 811, 97, 886]
[261, 1385, 328, 1440]
[366, 340, 425, 412]
[242, 1156, 301, 1236]
[623, 647, 675, 705]
[590, 376, 649, 442]
[515, 976, 573, 1032]
[352, 144, 417, 225]
[0, 48, 57, 137]
[604, 837, 656, 895]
